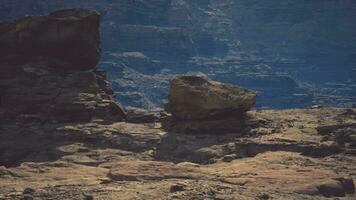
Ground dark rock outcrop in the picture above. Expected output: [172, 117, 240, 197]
[0, 9, 125, 124]
[0, 9, 101, 71]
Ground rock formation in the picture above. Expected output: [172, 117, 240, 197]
[164, 74, 256, 133]
[0, 9, 101, 70]
[168, 74, 256, 120]
[0, 8, 355, 200]
[0, 9, 125, 124]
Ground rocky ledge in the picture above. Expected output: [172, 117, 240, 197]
[0, 10, 355, 200]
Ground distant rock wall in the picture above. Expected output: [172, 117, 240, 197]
[1, 0, 355, 109]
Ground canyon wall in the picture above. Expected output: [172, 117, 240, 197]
[1, 0, 355, 109]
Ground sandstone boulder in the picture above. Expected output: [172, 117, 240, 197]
[0, 9, 101, 71]
[167, 74, 256, 120]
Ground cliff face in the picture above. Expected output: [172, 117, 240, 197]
[0, 0, 355, 109]
[0, 9, 125, 124]
[0, 10, 356, 200]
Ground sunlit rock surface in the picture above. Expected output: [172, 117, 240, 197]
[163, 74, 256, 134]
[167, 74, 256, 120]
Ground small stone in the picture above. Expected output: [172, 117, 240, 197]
[336, 178, 355, 194]
[23, 188, 36, 195]
[317, 180, 345, 197]
[256, 193, 270, 200]
[207, 188, 216, 197]
[311, 105, 323, 109]
[83, 193, 94, 200]
[349, 134, 356, 142]
[21, 195, 34, 200]
[170, 183, 186, 193]
[222, 154, 236, 162]
[294, 185, 320, 196]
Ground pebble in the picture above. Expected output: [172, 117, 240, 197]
[170, 183, 186, 193]
[83, 193, 94, 200]
[21, 195, 34, 200]
[222, 154, 236, 162]
[23, 188, 36, 195]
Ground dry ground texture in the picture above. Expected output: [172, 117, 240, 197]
[0, 108, 356, 199]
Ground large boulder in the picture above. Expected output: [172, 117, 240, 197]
[167, 74, 256, 121]
[0, 9, 101, 71]
[0, 9, 125, 124]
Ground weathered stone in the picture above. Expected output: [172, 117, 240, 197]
[336, 178, 355, 194]
[167, 74, 256, 121]
[163, 74, 256, 134]
[126, 107, 162, 123]
[23, 188, 36, 195]
[294, 185, 320, 196]
[317, 180, 345, 197]
[222, 154, 236, 162]
[83, 193, 94, 200]
[21, 195, 34, 200]
[0, 9, 101, 71]
[170, 183, 187, 193]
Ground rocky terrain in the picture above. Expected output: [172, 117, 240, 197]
[1, 9, 356, 200]
[0, 0, 355, 110]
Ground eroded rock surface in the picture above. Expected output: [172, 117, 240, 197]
[1, 108, 356, 199]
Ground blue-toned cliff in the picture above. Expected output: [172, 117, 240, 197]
[1, 0, 355, 109]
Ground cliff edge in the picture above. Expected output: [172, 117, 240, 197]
[0, 9, 355, 200]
